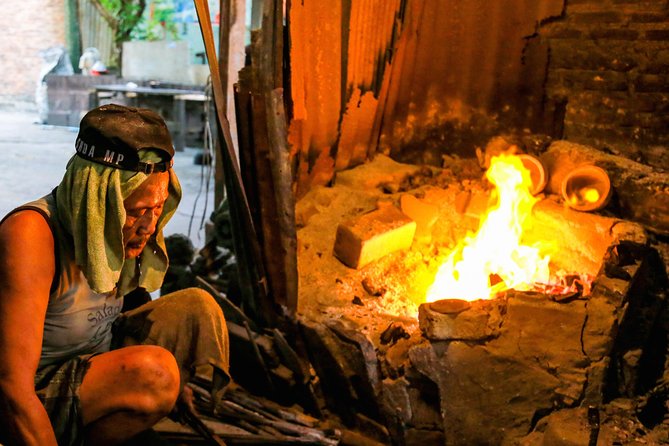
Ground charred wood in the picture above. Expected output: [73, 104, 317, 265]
[379, 322, 410, 346]
[245, 320, 276, 394]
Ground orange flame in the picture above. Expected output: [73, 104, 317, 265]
[426, 154, 551, 302]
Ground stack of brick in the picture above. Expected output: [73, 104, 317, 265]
[542, 0, 669, 169]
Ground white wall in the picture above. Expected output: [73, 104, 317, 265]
[122, 41, 201, 85]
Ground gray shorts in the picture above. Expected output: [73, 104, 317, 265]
[25, 288, 229, 446]
[34, 353, 95, 446]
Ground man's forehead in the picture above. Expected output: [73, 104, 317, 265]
[125, 173, 170, 208]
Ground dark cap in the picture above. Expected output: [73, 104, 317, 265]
[74, 104, 174, 173]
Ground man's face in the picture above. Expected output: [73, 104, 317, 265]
[122, 172, 170, 259]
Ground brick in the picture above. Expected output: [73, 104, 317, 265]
[590, 29, 640, 40]
[635, 74, 669, 92]
[646, 94, 669, 112]
[611, 0, 668, 11]
[565, 108, 621, 126]
[333, 204, 416, 269]
[564, 90, 628, 109]
[550, 40, 638, 71]
[555, 28, 585, 39]
[564, 103, 634, 126]
[646, 30, 669, 40]
[632, 94, 661, 112]
[567, 0, 597, 5]
[637, 112, 667, 128]
[567, 1, 615, 13]
[400, 194, 438, 243]
[549, 70, 630, 92]
[541, 22, 583, 39]
[565, 122, 669, 148]
[570, 108, 669, 130]
[571, 12, 624, 24]
[631, 12, 669, 23]
[562, 121, 620, 137]
[583, 71, 630, 91]
[645, 49, 669, 74]
[0, 1, 66, 98]
[546, 69, 566, 90]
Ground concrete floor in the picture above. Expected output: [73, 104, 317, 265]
[0, 108, 216, 249]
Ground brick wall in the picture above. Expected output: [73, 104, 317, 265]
[542, 0, 669, 168]
[0, 0, 66, 104]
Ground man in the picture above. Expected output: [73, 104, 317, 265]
[0, 104, 230, 445]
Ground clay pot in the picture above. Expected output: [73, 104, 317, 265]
[517, 154, 548, 195]
[561, 165, 612, 212]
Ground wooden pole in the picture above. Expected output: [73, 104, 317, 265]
[194, 0, 274, 326]
[213, 0, 234, 207]
[265, 89, 298, 314]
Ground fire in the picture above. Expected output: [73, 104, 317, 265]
[426, 154, 551, 302]
[569, 187, 600, 206]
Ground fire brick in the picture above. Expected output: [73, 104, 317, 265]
[418, 298, 504, 341]
[333, 204, 416, 269]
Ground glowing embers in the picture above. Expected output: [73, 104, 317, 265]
[426, 154, 552, 302]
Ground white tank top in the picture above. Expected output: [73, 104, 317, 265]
[2, 193, 124, 368]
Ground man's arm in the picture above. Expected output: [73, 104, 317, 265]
[0, 211, 58, 445]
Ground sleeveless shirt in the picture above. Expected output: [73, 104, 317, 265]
[1, 193, 124, 368]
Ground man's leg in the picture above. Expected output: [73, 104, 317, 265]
[115, 287, 231, 393]
[79, 345, 180, 446]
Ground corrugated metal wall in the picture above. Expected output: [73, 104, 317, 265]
[380, 0, 563, 160]
[78, 0, 116, 67]
[287, 0, 564, 196]
[344, 0, 403, 96]
[288, 0, 404, 196]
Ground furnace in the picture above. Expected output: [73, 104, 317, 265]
[294, 143, 666, 445]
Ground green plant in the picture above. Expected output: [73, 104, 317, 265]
[96, 0, 147, 43]
[131, 0, 179, 41]
[92, 0, 179, 68]
[92, 0, 146, 67]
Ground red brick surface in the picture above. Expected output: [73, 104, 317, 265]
[542, 0, 669, 168]
[0, 0, 66, 101]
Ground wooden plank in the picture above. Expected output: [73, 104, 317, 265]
[235, 67, 263, 232]
[265, 89, 298, 312]
[213, 0, 233, 206]
[234, 1, 299, 314]
[248, 29, 286, 314]
[195, 0, 272, 326]
[233, 67, 276, 325]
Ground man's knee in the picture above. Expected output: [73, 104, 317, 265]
[171, 287, 225, 321]
[118, 345, 180, 415]
[179, 287, 219, 308]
